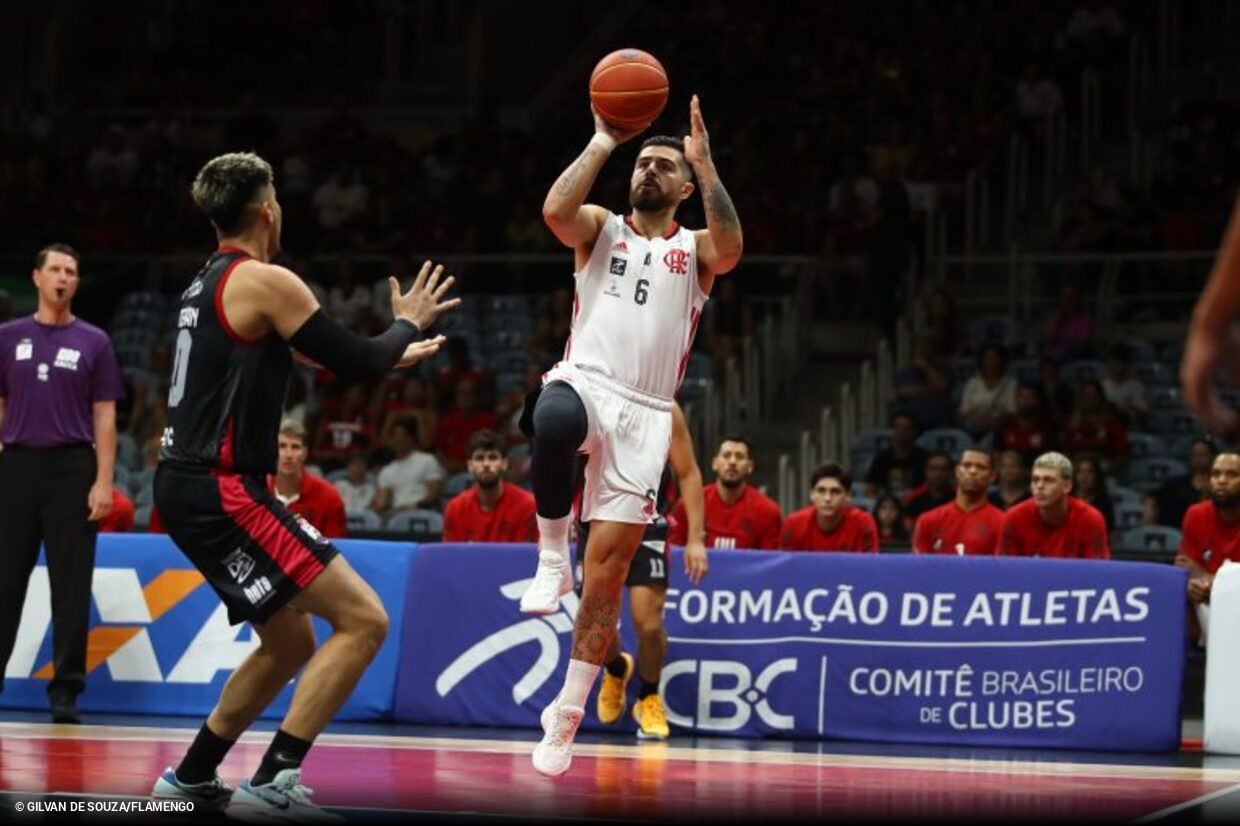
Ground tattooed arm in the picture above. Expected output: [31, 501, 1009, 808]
[543, 108, 646, 260]
[685, 95, 744, 287]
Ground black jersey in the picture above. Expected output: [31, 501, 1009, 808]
[159, 247, 292, 475]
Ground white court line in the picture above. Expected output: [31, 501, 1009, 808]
[668, 635, 1148, 648]
[1, 722, 1237, 784]
[1130, 781, 1240, 823]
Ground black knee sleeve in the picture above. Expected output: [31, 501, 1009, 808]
[530, 382, 588, 518]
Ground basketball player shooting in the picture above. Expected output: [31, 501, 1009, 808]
[520, 95, 743, 776]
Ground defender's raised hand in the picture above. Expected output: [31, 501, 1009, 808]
[390, 260, 460, 331]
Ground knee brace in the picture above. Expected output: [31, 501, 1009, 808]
[530, 382, 588, 518]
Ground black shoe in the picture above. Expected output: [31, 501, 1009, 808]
[50, 690, 80, 724]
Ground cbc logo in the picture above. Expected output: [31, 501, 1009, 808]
[661, 658, 798, 731]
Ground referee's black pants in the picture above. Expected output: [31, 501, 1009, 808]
[0, 445, 98, 698]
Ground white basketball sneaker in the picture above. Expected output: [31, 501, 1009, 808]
[532, 697, 585, 777]
[519, 551, 573, 615]
[225, 768, 343, 824]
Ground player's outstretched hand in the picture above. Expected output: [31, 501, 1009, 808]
[396, 334, 447, 369]
[592, 106, 646, 146]
[1183, 320, 1240, 435]
[391, 260, 460, 331]
[683, 94, 712, 172]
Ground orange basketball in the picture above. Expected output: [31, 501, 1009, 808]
[589, 49, 668, 130]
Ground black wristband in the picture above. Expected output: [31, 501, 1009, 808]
[289, 310, 420, 379]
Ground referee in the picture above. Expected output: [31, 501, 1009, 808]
[0, 244, 124, 724]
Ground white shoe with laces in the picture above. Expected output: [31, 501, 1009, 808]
[225, 768, 343, 824]
[532, 697, 585, 777]
[519, 551, 573, 615]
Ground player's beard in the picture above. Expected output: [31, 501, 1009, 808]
[630, 183, 673, 212]
[476, 474, 501, 491]
[718, 475, 745, 490]
[1213, 490, 1240, 508]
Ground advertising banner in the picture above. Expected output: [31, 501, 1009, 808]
[1, 535, 413, 720]
[395, 545, 1185, 750]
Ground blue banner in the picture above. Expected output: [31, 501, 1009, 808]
[0, 535, 413, 720]
[395, 544, 1186, 751]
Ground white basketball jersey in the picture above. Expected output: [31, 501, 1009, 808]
[561, 213, 708, 399]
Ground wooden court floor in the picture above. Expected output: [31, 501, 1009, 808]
[2, 714, 1239, 823]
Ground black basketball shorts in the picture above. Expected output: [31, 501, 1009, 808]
[154, 462, 339, 625]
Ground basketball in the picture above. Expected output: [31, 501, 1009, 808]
[589, 49, 668, 129]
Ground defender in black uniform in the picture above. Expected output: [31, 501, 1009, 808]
[574, 402, 707, 739]
[150, 152, 458, 821]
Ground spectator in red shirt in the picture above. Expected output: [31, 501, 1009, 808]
[99, 488, 136, 533]
[443, 429, 537, 542]
[996, 383, 1056, 464]
[314, 382, 375, 471]
[667, 434, 781, 550]
[781, 463, 879, 552]
[1000, 451, 1110, 558]
[268, 418, 347, 538]
[913, 449, 1004, 555]
[902, 452, 955, 532]
[1176, 452, 1240, 644]
[1059, 380, 1128, 472]
[436, 377, 497, 474]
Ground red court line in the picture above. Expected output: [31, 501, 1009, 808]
[0, 731, 1230, 821]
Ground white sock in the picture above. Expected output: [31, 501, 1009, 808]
[537, 515, 571, 565]
[560, 659, 600, 709]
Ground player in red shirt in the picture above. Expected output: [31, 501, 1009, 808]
[267, 419, 347, 539]
[667, 434, 781, 549]
[1176, 452, 1240, 609]
[1000, 451, 1109, 558]
[99, 487, 136, 533]
[442, 429, 537, 542]
[780, 463, 879, 552]
[913, 448, 1004, 555]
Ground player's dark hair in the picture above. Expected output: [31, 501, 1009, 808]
[640, 135, 692, 179]
[717, 433, 752, 455]
[467, 429, 504, 458]
[191, 152, 274, 234]
[959, 447, 994, 469]
[35, 243, 80, 270]
[810, 462, 852, 491]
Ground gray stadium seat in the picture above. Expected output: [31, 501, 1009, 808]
[346, 509, 383, 532]
[1124, 457, 1189, 492]
[854, 428, 894, 454]
[1126, 433, 1167, 458]
[445, 471, 473, 498]
[1114, 503, 1145, 531]
[915, 428, 974, 457]
[1109, 485, 1142, 508]
[1134, 362, 1172, 387]
[1148, 411, 1199, 436]
[1120, 526, 1182, 554]
[851, 496, 876, 514]
[386, 509, 444, 534]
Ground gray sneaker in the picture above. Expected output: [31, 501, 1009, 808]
[151, 766, 233, 812]
[225, 768, 343, 824]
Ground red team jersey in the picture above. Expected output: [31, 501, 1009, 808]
[780, 506, 879, 553]
[443, 483, 538, 543]
[913, 500, 1005, 556]
[999, 497, 1109, 559]
[667, 484, 782, 550]
[266, 472, 348, 539]
[1178, 500, 1240, 574]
